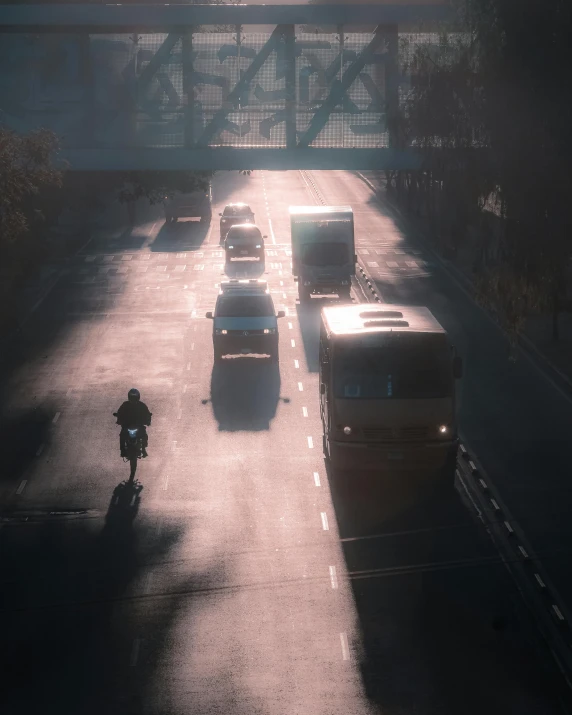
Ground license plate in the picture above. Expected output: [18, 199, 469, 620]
[388, 451, 403, 460]
[240, 250, 248, 255]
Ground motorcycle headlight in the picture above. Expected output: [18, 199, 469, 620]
[438, 424, 449, 435]
[255, 244, 262, 249]
[215, 329, 228, 335]
[227, 245, 234, 250]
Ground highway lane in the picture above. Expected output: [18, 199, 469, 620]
[307, 169, 572, 617]
[0, 170, 567, 714]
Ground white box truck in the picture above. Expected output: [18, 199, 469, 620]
[289, 206, 356, 303]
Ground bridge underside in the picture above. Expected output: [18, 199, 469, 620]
[0, 5, 457, 170]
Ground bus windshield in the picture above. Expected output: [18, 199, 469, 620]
[333, 337, 452, 399]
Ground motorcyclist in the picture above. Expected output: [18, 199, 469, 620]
[116, 388, 152, 458]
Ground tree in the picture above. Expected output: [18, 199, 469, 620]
[114, 170, 213, 225]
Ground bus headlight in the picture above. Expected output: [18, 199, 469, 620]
[215, 329, 228, 335]
[343, 426, 352, 435]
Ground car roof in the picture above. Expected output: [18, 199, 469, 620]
[226, 222, 261, 234]
[223, 202, 252, 210]
[218, 279, 270, 296]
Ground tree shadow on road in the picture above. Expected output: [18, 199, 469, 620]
[150, 219, 211, 253]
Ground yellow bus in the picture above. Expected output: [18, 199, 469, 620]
[319, 304, 463, 487]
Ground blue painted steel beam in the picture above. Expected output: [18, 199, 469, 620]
[50, 147, 460, 171]
[0, 4, 455, 33]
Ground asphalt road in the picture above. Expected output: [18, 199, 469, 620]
[0, 170, 567, 715]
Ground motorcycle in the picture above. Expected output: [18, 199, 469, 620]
[113, 413, 143, 481]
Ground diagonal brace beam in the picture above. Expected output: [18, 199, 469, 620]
[297, 27, 386, 148]
[197, 25, 285, 147]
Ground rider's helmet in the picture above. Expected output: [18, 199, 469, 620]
[128, 388, 141, 402]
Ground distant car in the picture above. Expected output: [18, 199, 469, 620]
[224, 224, 266, 264]
[219, 203, 255, 242]
[205, 280, 285, 363]
[164, 186, 212, 223]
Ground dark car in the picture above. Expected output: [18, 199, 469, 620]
[164, 186, 212, 223]
[219, 203, 255, 242]
[224, 224, 266, 264]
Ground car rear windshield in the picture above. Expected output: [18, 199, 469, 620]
[216, 295, 274, 317]
[333, 335, 452, 399]
[227, 229, 262, 244]
[224, 205, 252, 216]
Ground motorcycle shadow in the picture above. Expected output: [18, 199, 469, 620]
[104, 479, 144, 530]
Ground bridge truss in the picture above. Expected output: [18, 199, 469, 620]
[0, 4, 456, 170]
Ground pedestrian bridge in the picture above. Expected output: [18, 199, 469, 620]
[0, 3, 456, 170]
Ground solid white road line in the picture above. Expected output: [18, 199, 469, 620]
[52, 412, 61, 424]
[340, 633, 350, 660]
[268, 218, 276, 244]
[16, 480, 27, 495]
[329, 566, 338, 589]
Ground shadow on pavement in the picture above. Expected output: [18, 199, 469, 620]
[224, 260, 266, 280]
[0, 401, 56, 484]
[205, 358, 283, 431]
[295, 296, 340, 373]
[0, 483, 186, 715]
[150, 218, 211, 253]
[324, 461, 565, 714]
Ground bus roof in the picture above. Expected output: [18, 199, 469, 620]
[321, 303, 445, 336]
[289, 206, 353, 219]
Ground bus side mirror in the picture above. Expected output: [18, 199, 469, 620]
[277, 310, 286, 318]
[205, 311, 213, 319]
[453, 356, 463, 379]
[320, 383, 326, 395]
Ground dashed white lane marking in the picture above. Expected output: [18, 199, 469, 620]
[206, 220, 213, 244]
[291, 339, 296, 348]
[130, 639, 141, 667]
[84, 255, 96, 262]
[294, 360, 299, 369]
[174, 265, 186, 272]
[186, 362, 191, 370]
[178, 409, 182, 420]
[268, 218, 276, 245]
[183, 384, 187, 393]
[52, 412, 61, 424]
[191, 343, 195, 350]
[387, 261, 399, 268]
[280, 280, 284, 286]
[194, 264, 205, 271]
[307, 436, 314, 448]
[155, 518, 163, 538]
[191, 309, 197, 318]
[284, 306, 290, 316]
[313, 471, 321, 486]
[340, 633, 350, 660]
[361, 249, 370, 255]
[163, 474, 169, 491]
[321, 511, 329, 530]
[288, 322, 293, 329]
[144, 573, 153, 594]
[66, 388, 72, 397]
[302, 406, 308, 417]
[36, 444, 45, 457]
[367, 262, 379, 268]
[329, 565, 338, 589]
[298, 382, 304, 391]
[16, 480, 27, 495]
